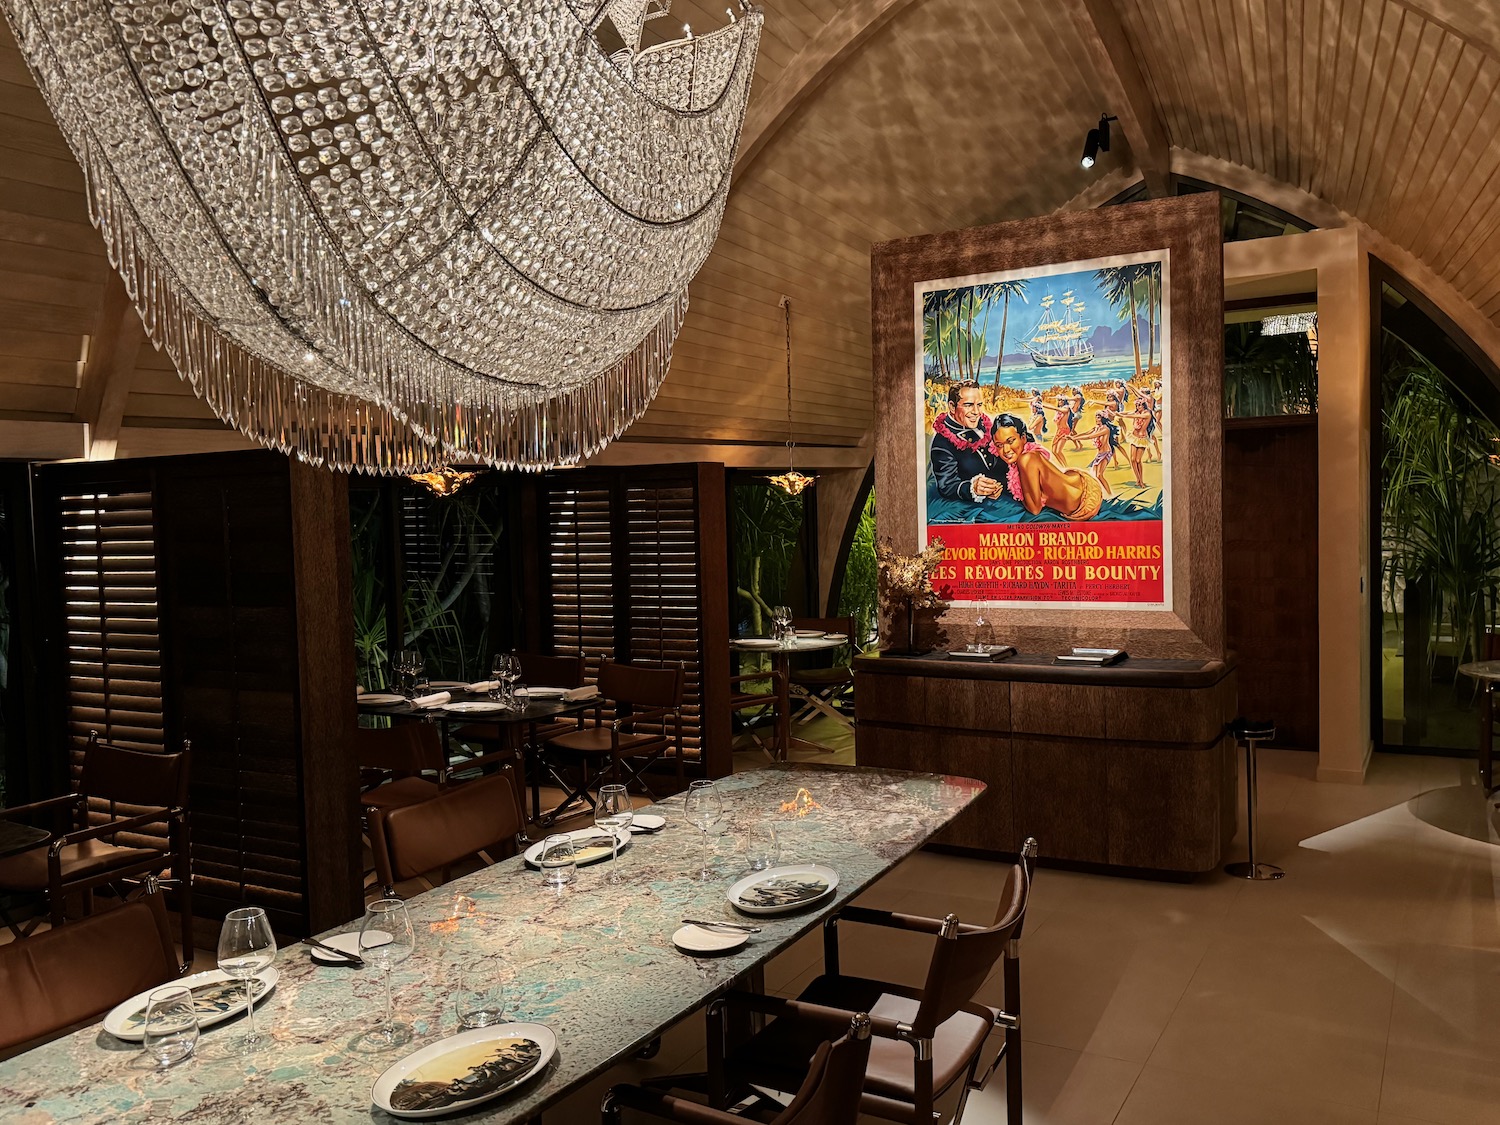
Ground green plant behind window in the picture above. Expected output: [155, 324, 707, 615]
[838, 487, 878, 649]
[1224, 321, 1318, 418]
[1381, 333, 1500, 667]
[350, 488, 389, 691]
[732, 482, 803, 635]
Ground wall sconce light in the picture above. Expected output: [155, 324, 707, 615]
[1081, 114, 1118, 170]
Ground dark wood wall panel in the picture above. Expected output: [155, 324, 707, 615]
[1223, 419, 1319, 749]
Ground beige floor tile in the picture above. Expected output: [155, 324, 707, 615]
[763, 930, 825, 995]
[1378, 1117, 1444, 1125]
[993, 904, 1213, 1063]
[1114, 1064, 1379, 1124]
[1378, 943, 1500, 1125]
[964, 1042, 1141, 1125]
[1146, 930, 1396, 1110]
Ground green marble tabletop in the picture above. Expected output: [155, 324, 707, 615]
[0, 763, 984, 1124]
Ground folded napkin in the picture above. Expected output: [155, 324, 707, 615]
[466, 679, 500, 692]
[411, 690, 452, 709]
[563, 685, 601, 701]
[356, 684, 367, 696]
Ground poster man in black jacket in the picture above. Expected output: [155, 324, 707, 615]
[930, 381, 1004, 503]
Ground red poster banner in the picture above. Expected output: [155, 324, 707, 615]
[926, 520, 1165, 605]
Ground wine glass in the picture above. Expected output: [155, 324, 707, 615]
[595, 783, 634, 885]
[684, 779, 723, 881]
[216, 906, 277, 1048]
[142, 985, 198, 1068]
[360, 898, 416, 1047]
[492, 653, 521, 709]
[395, 648, 423, 699]
[771, 606, 793, 645]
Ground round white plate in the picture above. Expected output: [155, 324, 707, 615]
[360, 693, 405, 705]
[822, 633, 848, 642]
[735, 638, 781, 649]
[103, 966, 279, 1041]
[629, 813, 666, 832]
[793, 629, 826, 638]
[443, 700, 507, 714]
[672, 924, 748, 955]
[310, 929, 391, 965]
[514, 686, 568, 698]
[426, 680, 469, 690]
[522, 825, 631, 868]
[372, 1022, 556, 1119]
[727, 864, 839, 916]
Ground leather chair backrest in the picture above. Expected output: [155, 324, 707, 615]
[370, 769, 524, 886]
[777, 1014, 873, 1125]
[80, 733, 190, 809]
[0, 893, 178, 1053]
[518, 653, 585, 689]
[911, 845, 1034, 1038]
[598, 660, 683, 710]
[354, 723, 445, 776]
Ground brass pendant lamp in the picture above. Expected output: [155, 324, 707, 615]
[768, 295, 816, 496]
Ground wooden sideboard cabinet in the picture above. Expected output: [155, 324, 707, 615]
[853, 653, 1238, 875]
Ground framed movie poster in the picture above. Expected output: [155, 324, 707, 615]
[915, 251, 1170, 610]
[871, 195, 1223, 659]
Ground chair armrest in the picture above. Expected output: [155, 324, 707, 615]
[603, 1085, 739, 1125]
[53, 807, 182, 850]
[612, 706, 677, 732]
[715, 990, 906, 1040]
[1, 793, 83, 821]
[834, 904, 956, 935]
[728, 672, 783, 688]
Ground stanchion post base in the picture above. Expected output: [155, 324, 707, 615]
[1225, 861, 1284, 881]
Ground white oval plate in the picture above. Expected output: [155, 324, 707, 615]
[443, 700, 507, 714]
[522, 825, 631, 868]
[103, 966, 279, 1041]
[372, 1022, 556, 1119]
[672, 924, 748, 955]
[514, 686, 568, 698]
[793, 629, 826, 638]
[822, 633, 848, 642]
[309, 929, 391, 965]
[735, 638, 781, 649]
[629, 813, 666, 832]
[360, 693, 405, 705]
[727, 864, 839, 916]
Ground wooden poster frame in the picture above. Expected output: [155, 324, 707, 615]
[871, 195, 1225, 659]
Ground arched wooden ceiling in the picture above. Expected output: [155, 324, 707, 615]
[2, 0, 1500, 463]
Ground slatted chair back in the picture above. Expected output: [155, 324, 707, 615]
[598, 660, 683, 710]
[909, 841, 1035, 1039]
[80, 732, 190, 810]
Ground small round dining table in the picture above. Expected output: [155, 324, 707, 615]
[1458, 660, 1500, 792]
[0, 819, 49, 859]
[731, 634, 846, 760]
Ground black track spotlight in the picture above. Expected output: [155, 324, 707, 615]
[1080, 113, 1117, 170]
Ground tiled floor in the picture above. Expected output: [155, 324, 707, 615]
[546, 749, 1500, 1124]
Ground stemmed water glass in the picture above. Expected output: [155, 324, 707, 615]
[361, 898, 416, 1047]
[395, 648, 424, 700]
[492, 653, 522, 709]
[684, 779, 724, 881]
[595, 783, 634, 885]
[216, 906, 277, 1048]
[771, 605, 793, 646]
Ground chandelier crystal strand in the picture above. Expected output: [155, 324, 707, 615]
[2, 0, 761, 471]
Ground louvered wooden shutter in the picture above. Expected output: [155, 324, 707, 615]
[57, 486, 165, 777]
[545, 483, 617, 683]
[625, 482, 704, 759]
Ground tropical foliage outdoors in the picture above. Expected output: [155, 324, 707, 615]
[1224, 320, 1318, 417]
[837, 487, 878, 648]
[731, 480, 803, 635]
[1381, 334, 1500, 671]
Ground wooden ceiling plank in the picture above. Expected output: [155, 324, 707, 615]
[1358, 16, 1445, 227]
[1310, 0, 1351, 201]
[1409, 66, 1500, 262]
[73, 270, 146, 460]
[1072, 0, 1171, 195]
[1339, 3, 1408, 213]
[1135, 0, 1201, 154]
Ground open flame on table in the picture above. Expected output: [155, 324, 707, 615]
[780, 787, 822, 817]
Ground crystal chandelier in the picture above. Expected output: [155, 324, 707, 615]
[2, 0, 762, 472]
[768, 295, 814, 496]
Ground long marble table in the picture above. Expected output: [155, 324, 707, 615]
[0, 764, 984, 1123]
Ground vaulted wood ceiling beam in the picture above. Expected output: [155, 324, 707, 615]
[1071, 0, 1172, 198]
[73, 270, 144, 460]
[733, 0, 925, 178]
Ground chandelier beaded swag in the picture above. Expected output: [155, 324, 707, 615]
[2, 0, 763, 471]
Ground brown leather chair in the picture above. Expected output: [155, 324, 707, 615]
[0, 883, 180, 1055]
[711, 839, 1038, 1125]
[356, 723, 449, 815]
[368, 765, 528, 897]
[787, 616, 857, 733]
[729, 666, 783, 761]
[604, 1012, 873, 1125]
[542, 661, 685, 802]
[0, 732, 192, 972]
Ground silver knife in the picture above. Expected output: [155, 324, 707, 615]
[306, 936, 363, 965]
[682, 919, 762, 933]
